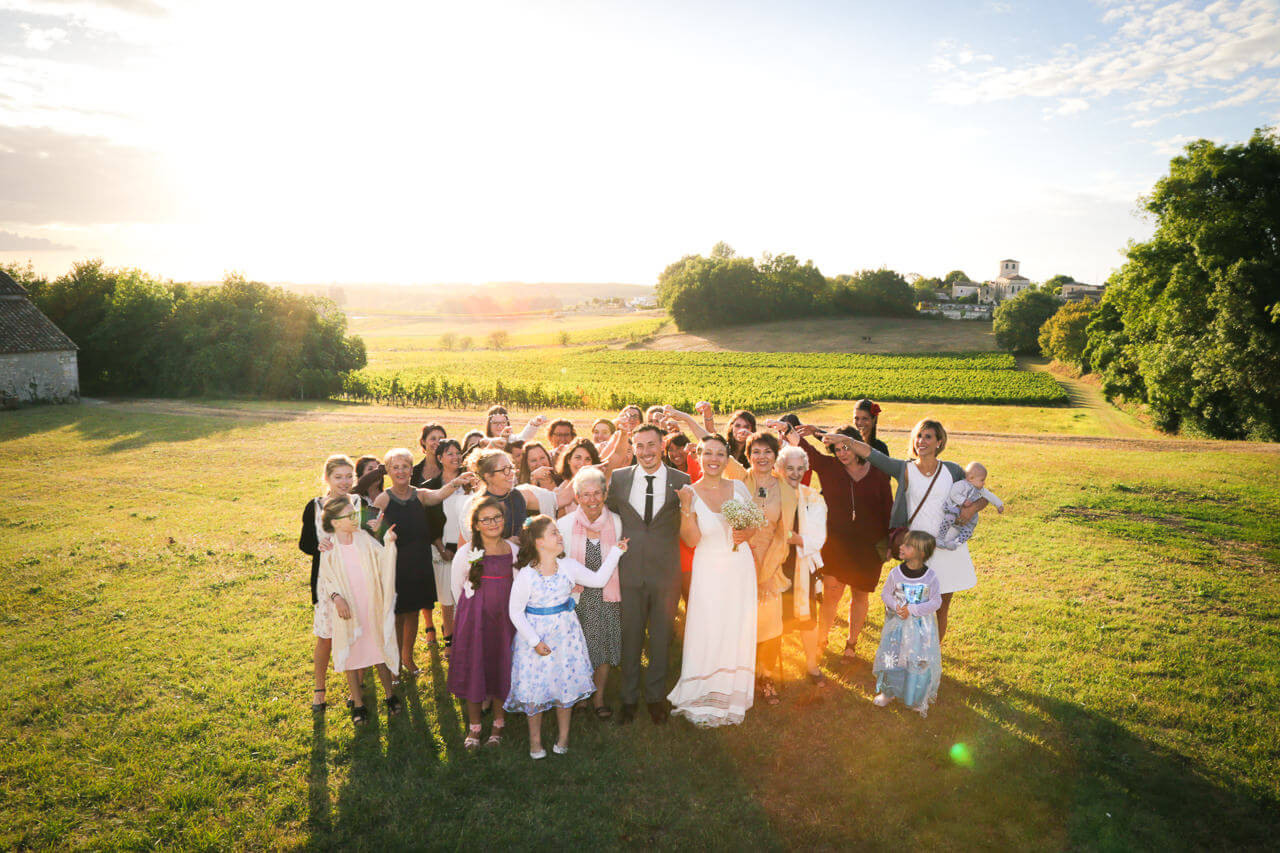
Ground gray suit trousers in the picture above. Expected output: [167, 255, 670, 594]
[620, 579, 681, 704]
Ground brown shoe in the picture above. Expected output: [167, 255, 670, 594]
[647, 699, 671, 724]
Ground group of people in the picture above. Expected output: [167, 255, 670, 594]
[298, 400, 1005, 757]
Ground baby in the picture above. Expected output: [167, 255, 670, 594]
[937, 462, 1004, 550]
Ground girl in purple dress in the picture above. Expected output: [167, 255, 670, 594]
[447, 496, 517, 750]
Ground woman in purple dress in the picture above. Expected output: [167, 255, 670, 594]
[447, 495, 517, 749]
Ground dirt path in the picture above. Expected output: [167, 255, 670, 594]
[97, 399, 1279, 454]
[1018, 357, 1152, 439]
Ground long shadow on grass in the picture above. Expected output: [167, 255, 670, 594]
[0, 402, 242, 452]
[712, 651, 1278, 850]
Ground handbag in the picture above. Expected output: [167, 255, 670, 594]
[886, 462, 942, 561]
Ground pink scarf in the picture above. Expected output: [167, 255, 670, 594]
[570, 506, 620, 602]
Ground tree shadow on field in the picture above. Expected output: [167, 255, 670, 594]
[0, 400, 242, 452]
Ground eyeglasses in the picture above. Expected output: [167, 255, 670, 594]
[478, 515, 505, 526]
[491, 466, 514, 475]
[335, 512, 358, 521]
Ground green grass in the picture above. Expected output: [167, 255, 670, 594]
[359, 316, 669, 362]
[2, 404, 1278, 849]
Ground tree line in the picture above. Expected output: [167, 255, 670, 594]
[4, 260, 366, 398]
[992, 128, 1280, 440]
[656, 243, 916, 330]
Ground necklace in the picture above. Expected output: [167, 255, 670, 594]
[750, 473, 775, 499]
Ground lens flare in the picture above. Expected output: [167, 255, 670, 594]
[949, 742, 974, 768]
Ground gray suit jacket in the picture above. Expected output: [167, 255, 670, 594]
[606, 464, 691, 590]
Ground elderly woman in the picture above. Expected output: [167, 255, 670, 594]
[469, 448, 528, 539]
[783, 423, 893, 663]
[555, 467, 624, 720]
[774, 445, 829, 685]
[370, 447, 478, 677]
[841, 418, 983, 642]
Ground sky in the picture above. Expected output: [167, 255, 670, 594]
[1, 0, 1278, 287]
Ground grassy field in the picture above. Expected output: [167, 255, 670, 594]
[354, 312, 668, 361]
[3, 402, 1278, 849]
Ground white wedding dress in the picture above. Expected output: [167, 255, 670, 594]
[668, 480, 758, 727]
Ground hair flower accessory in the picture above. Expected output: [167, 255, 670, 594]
[869, 403, 882, 417]
[468, 548, 485, 565]
[522, 516, 538, 528]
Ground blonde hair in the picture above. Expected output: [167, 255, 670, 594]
[907, 418, 948, 457]
[469, 448, 512, 479]
[903, 530, 936, 562]
[383, 447, 414, 468]
[322, 453, 355, 484]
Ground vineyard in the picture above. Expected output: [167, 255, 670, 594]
[339, 349, 1068, 412]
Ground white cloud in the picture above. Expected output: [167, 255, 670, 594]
[932, 0, 1280, 124]
[20, 24, 68, 50]
[1151, 133, 1224, 156]
[0, 229, 74, 250]
[1044, 97, 1091, 117]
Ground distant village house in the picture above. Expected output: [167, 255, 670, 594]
[0, 271, 79, 404]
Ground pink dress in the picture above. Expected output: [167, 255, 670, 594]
[338, 542, 385, 671]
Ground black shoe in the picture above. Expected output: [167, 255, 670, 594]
[617, 703, 638, 725]
[647, 699, 670, 724]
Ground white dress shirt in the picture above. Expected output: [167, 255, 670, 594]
[628, 463, 667, 520]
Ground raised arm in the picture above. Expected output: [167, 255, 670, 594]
[515, 414, 548, 443]
[663, 406, 714, 440]
[354, 464, 385, 496]
[561, 542, 627, 588]
[677, 485, 701, 547]
[416, 472, 480, 506]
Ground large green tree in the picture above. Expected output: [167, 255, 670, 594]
[993, 288, 1060, 354]
[1041, 274, 1075, 296]
[1085, 129, 1280, 439]
[1038, 300, 1095, 369]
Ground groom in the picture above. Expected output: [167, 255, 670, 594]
[605, 423, 691, 724]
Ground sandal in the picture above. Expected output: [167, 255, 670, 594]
[385, 695, 403, 716]
[758, 676, 781, 706]
[841, 640, 859, 660]
[807, 670, 827, 688]
[311, 688, 327, 712]
[423, 627, 438, 647]
[350, 704, 368, 726]
[485, 721, 505, 747]
[593, 705, 613, 721]
[464, 724, 482, 750]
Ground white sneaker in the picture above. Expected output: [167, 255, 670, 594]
[873, 693, 892, 707]
[529, 748, 547, 760]
[552, 743, 569, 755]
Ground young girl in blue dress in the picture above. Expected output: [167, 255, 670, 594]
[506, 515, 628, 759]
[872, 530, 943, 716]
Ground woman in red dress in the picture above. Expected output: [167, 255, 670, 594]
[780, 423, 892, 664]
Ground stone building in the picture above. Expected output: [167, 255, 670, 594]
[980, 259, 1033, 304]
[0, 271, 79, 403]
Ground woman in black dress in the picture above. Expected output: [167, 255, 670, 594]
[371, 447, 477, 677]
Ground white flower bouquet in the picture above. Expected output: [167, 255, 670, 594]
[720, 498, 765, 551]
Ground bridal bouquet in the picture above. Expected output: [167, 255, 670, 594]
[720, 498, 765, 552]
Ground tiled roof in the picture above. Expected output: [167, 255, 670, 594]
[0, 271, 78, 354]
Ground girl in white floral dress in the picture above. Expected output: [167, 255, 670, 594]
[506, 516, 627, 759]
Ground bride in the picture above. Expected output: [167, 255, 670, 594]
[667, 434, 758, 726]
